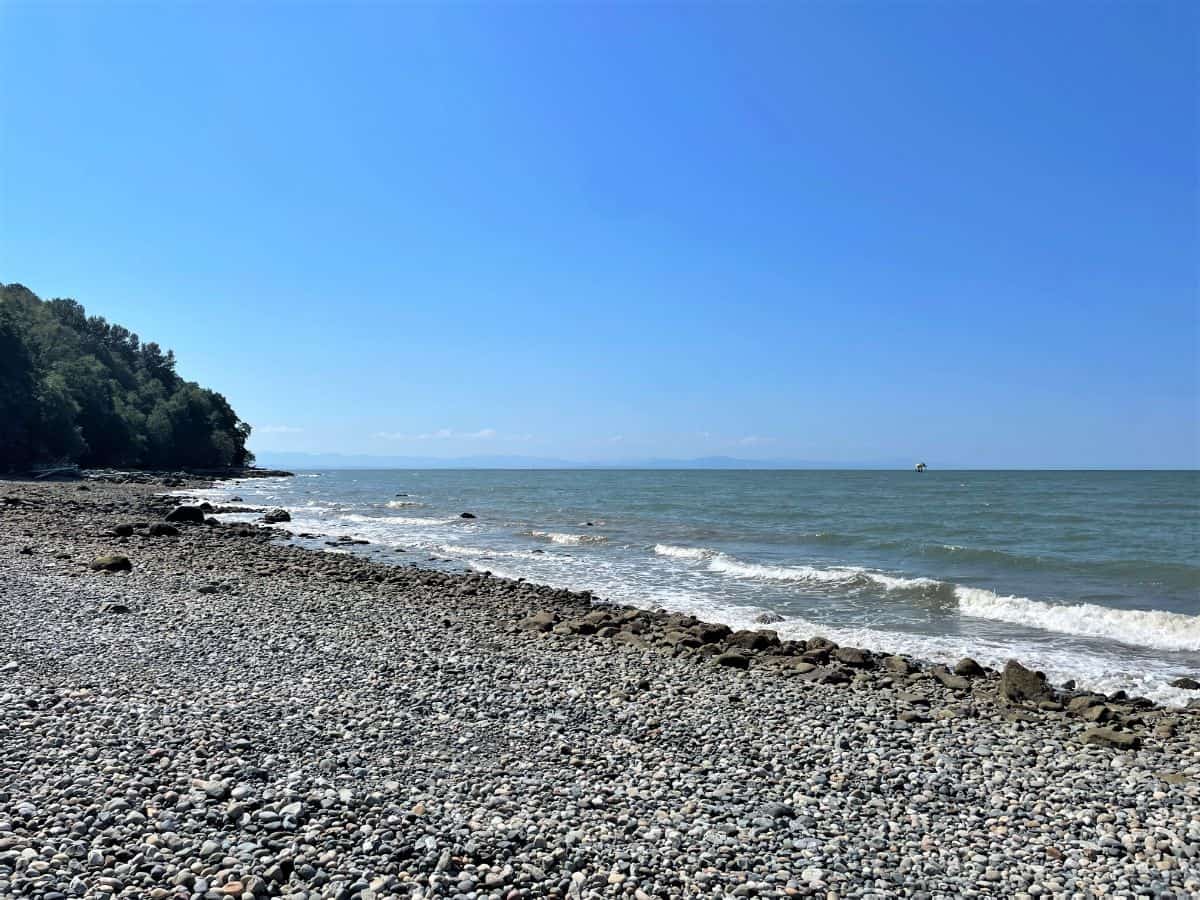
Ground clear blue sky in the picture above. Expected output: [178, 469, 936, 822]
[2, 2, 1195, 467]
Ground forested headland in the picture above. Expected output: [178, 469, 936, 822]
[0, 282, 253, 471]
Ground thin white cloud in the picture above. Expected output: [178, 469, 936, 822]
[376, 427, 503, 441]
[257, 424, 303, 434]
[738, 435, 772, 446]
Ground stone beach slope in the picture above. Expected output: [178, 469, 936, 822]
[1, 481, 1198, 899]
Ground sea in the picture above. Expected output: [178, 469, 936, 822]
[181, 469, 1200, 706]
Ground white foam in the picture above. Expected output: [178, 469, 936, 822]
[342, 513, 456, 527]
[385, 499, 424, 509]
[529, 531, 608, 545]
[654, 544, 714, 560]
[955, 586, 1200, 652]
[440, 544, 549, 561]
[656, 545, 939, 592]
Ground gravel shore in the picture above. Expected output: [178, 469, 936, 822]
[2, 480, 1198, 899]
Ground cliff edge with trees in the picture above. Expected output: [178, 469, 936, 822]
[0, 282, 253, 471]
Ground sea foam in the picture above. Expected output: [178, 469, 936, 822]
[954, 587, 1200, 653]
[529, 531, 608, 545]
[656, 544, 940, 591]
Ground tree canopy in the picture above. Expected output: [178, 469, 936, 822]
[0, 282, 253, 471]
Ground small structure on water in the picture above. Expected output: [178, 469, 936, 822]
[915, 462, 927, 472]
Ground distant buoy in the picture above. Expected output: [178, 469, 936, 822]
[915, 462, 927, 472]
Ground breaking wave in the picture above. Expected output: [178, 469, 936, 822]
[954, 587, 1200, 653]
[529, 531, 608, 545]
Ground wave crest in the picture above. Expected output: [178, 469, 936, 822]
[530, 530, 608, 545]
[656, 544, 940, 592]
[954, 587, 1200, 652]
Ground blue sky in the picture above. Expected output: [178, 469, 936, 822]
[2, 2, 1196, 467]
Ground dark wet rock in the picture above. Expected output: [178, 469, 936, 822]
[753, 611, 785, 625]
[113, 523, 135, 537]
[99, 602, 130, 614]
[460, 512, 477, 519]
[953, 657, 985, 678]
[165, 505, 206, 524]
[692, 623, 733, 644]
[90, 555, 132, 572]
[262, 508, 291, 524]
[1169, 677, 1200, 690]
[149, 523, 180, 537]
[807, 636, 838, 651]
[999, 659, 1050, 703]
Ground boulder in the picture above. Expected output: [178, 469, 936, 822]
[726, 629, 780, 652]
[714, 651, 750, 670]
[90, 555, 132, 573]
[1082, 727, 1141, 750]
[953, 657, 985, 678]
[833, 647, 872, 668]
[518, 611, 558, 632]
[807, 636, 838, 651]
[1169, 677, 1200, 690]
[460, 512, 477, 519]
[753, 611, 785, 625]
[99, 602, 130, 614]
[165, 506, 205, 524]
[998, 660, 1050, 703]
[932, 667, 971, 692]
[883, 655, 913, 675]
[113, 524, 135, 537]
[691, 623, 733, 644]
[149, 523, 180, 537]
[261, 508, 291, 524]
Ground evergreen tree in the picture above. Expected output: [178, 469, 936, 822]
[0, 282, 254, 471]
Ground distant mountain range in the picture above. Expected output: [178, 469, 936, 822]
[252, 451, 918, 470]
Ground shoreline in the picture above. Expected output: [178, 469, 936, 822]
[2, 478, 1198, 897]
[185, 476, 1200, 714]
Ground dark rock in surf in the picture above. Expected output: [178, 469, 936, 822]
[1169, 677, 1200, 690]
[754, 611, 785, 625]
[262, 508, 291, 524]
[460, 512, 477, 519]
[165, 505, 205, 524]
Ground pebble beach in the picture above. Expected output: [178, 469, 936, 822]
[2, 479, 1199, 899]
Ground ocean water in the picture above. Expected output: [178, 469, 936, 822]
[182, 469, 1200, 706]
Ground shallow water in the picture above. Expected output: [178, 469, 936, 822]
[185, 469, 1200, 705]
